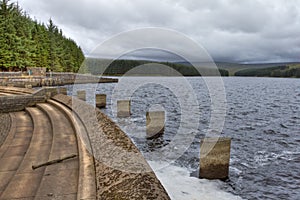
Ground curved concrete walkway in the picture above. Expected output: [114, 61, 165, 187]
[0, 101, 96, 199]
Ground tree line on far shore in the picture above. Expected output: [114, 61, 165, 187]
[0, 0, 84, 72]
[83, 58, 230, 76]
[234, 65, 300, 78]
[84, 58, 300, 78]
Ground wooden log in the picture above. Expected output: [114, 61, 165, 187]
[32, 154, 77, 170]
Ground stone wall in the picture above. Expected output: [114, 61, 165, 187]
[0, 87, 65, 113]
[0, 95, 46, 113]
[0, 73, 118, 88]
[0, 86, 34, 94]
[0, 72, 22, 77]
[27, 67, 46, 76]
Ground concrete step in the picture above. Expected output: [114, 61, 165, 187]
[48, 99, 96, 200]
[35, 103, 79, 199]
[0, 111, 34, 198]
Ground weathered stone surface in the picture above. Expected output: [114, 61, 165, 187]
[0, 113, 11, 146]
[0, 87, 66, 113]
[59, 87, 68, 95]
[146, 111, 165, 139]
[96, 94, 106, 108]
[0, 172, 42, 199]
[52, 94, 170, 200]
[25, 84, 32, 89]
[117, 100, 131, 117]
[199, 137, 231, 180]
[0, 95, 46, 113]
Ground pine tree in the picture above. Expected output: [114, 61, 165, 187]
[0, 0, 16, 70]
[0, 0, 85, 72]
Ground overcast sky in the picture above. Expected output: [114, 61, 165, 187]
[17, 0, 300, 63]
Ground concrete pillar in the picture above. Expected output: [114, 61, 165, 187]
[117, 100, 131, 117]
[46, 92, 52, 99]
[59, 87, 68, 95]
[77, 90, 86, 101]
[146, 111, 165, 139]
[96, 94, 106, 108]
[199, 137, 231, 180]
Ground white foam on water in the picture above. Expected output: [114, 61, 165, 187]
[149, 161, 243, 200]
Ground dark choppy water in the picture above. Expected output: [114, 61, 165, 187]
[69, 77, 300, 200]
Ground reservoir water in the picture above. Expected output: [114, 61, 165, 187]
[69, 77, 300, 200]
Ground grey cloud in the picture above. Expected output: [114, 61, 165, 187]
[18, 0, 300, 63]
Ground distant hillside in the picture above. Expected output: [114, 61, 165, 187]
[176, 61, 300, 76]
[83, 58, 229, 76]
[0, 0, 84, 72]
[216, 62, 300, 76]
[234, 64, 300, 78]
[83, 58, 300, 77]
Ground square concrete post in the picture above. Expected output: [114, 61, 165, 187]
[146, 111, 165, 139]
[199, 137, 231, 180]
[77, 90, 86, 101]
[96, 94, 106, 108]
[117, 100, 131, 117]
